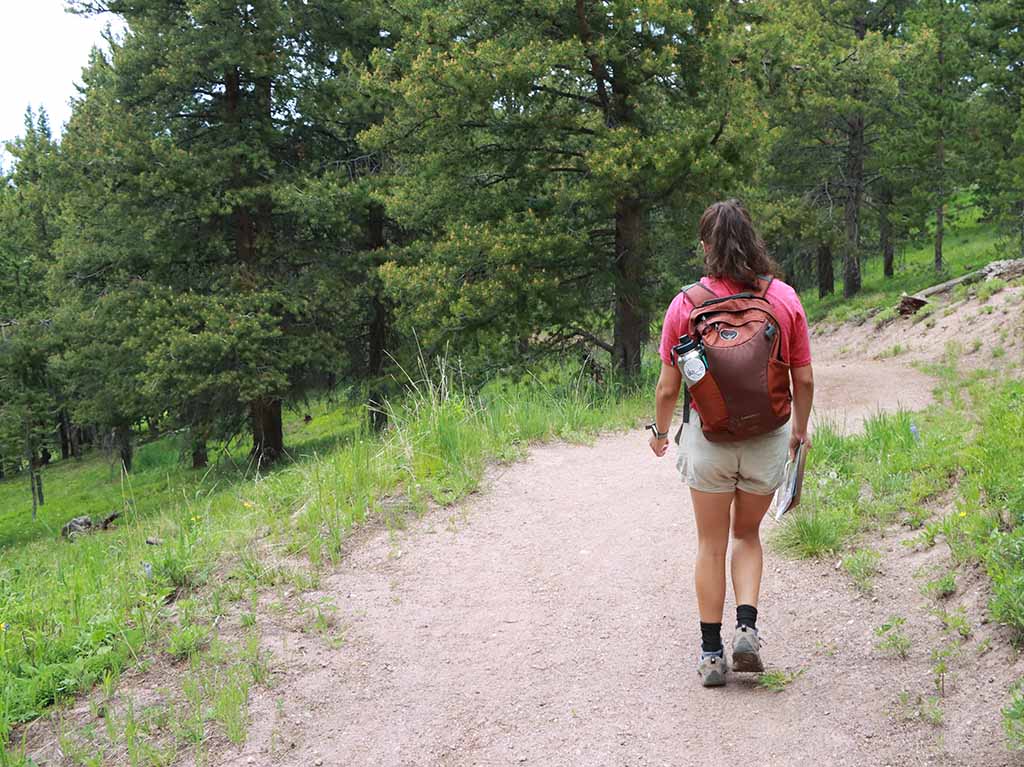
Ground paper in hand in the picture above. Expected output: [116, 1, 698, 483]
[773, 441, 808, 520]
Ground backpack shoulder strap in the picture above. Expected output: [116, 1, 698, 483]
[756, 274, 775, 297]
[682, 281, 718, 308]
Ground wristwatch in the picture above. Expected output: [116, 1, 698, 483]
[646, 422, 669, 440]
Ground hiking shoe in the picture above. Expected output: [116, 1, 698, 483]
[697, 650, 728, 687]
[731, 625, 764, 673]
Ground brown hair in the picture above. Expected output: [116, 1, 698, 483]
[698, 199, 777, 287]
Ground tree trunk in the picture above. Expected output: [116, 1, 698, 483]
[250, 398, 283, 466]
[367, 203, 390, 432]
[576, 6, 645, 377]
[115, 424, 133, 473]
[1019, 201, 1024, 260]
[817, 242, 834, 299]
[842, 15, 868, 298]
[879, 185, 895, 278]
[29, 463, 38, 519]
[612, 197, 646, 377]
[58, 408, 72, 460]
[191, 437, 208, 470]
[25, 420, 38, 517]
[935, 15, 945, 272]
[225, 67, 256, 265]
[843, 111, 865, 298]
[70, 421, 81, 458]
[34, 471, 44, 506]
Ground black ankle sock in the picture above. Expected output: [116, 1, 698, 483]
[736, 604, 758, 630]
[700, 621, 723, 654]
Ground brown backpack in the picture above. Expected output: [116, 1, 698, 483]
[677, 276, 792, 443]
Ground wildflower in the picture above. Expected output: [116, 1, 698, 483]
[242, 501, 255, 510]
[958, 511, 967, 518]
[1, 622, 8, 632]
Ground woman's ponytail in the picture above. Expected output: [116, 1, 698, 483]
[699, 200, 777, 287]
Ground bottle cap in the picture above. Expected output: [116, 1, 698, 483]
[676, 334, 699, 354]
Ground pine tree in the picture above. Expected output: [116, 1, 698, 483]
[61, 1, 390, 465]
[0, 110, 63, 507]
[968, 0, 1024, 256]
[755, 0, 906, 298]
[901, 0, 975, 271]
[364, 0, 757, 377]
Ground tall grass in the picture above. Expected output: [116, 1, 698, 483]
[772, 401, 964, 558]
[0, 353, 655, 756]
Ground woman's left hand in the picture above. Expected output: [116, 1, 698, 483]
[649, 435, 669, 457]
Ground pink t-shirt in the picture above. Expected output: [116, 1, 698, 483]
[658, 276, 812, 369]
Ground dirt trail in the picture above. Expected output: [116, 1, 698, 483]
[201, 351, 1020, 767]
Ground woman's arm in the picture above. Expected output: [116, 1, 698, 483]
[650, 362, 683, 457]
[789, 363, 814, 457]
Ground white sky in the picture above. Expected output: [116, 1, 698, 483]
[1, 1, 120, 146]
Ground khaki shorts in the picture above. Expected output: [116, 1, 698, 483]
[676, 411, 791, 496]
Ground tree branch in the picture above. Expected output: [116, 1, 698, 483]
[532, 85, 603, 109]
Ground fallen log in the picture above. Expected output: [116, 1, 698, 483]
[984, 259, 1024, 282]
[898, 294, 930, 315]
[897, 258, 1024, 316]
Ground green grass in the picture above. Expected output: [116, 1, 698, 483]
[756, 667, 805, 692]
[800, 208, 1005, 323]
[843, 548, 882, 593]
[0, 353, 656, 759]
[877, 343, 906, 359]
[772, 401, 963, 559]
[1006, 682, 1024, 750]
[875, 615, 912, 659]
[772, 366, 1024, 747]
[897, 691, 944, 727]
[921, 571, 957, 600]
[977, 278, 1008, 303]
[166, 625, 209, 661]
[0, 396, 367, 550]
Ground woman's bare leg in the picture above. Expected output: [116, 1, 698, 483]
[730, 489, 774, 608]
[690, 488, 734, 622]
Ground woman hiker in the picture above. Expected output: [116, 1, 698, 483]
[648, 199, 815, 687]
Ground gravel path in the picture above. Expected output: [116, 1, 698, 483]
[218, 359, 1016, 767]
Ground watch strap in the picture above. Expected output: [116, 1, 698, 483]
[647, 422, 669, 440]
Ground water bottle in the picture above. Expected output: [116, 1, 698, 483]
[674, 335, 707, 385]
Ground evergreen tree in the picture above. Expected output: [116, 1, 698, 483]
[61, 1, 389, 465]
[0, 110, 63, 506]
[968, 0, 1024, 256]
[756, 0, 906, 297]
[365, 0, 757, 377]
[901, 0, 975, 271]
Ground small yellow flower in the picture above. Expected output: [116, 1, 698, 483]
[242, 501, 255, 510]
[958, 511, 967, 518]
[1, 623, 8, 632]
